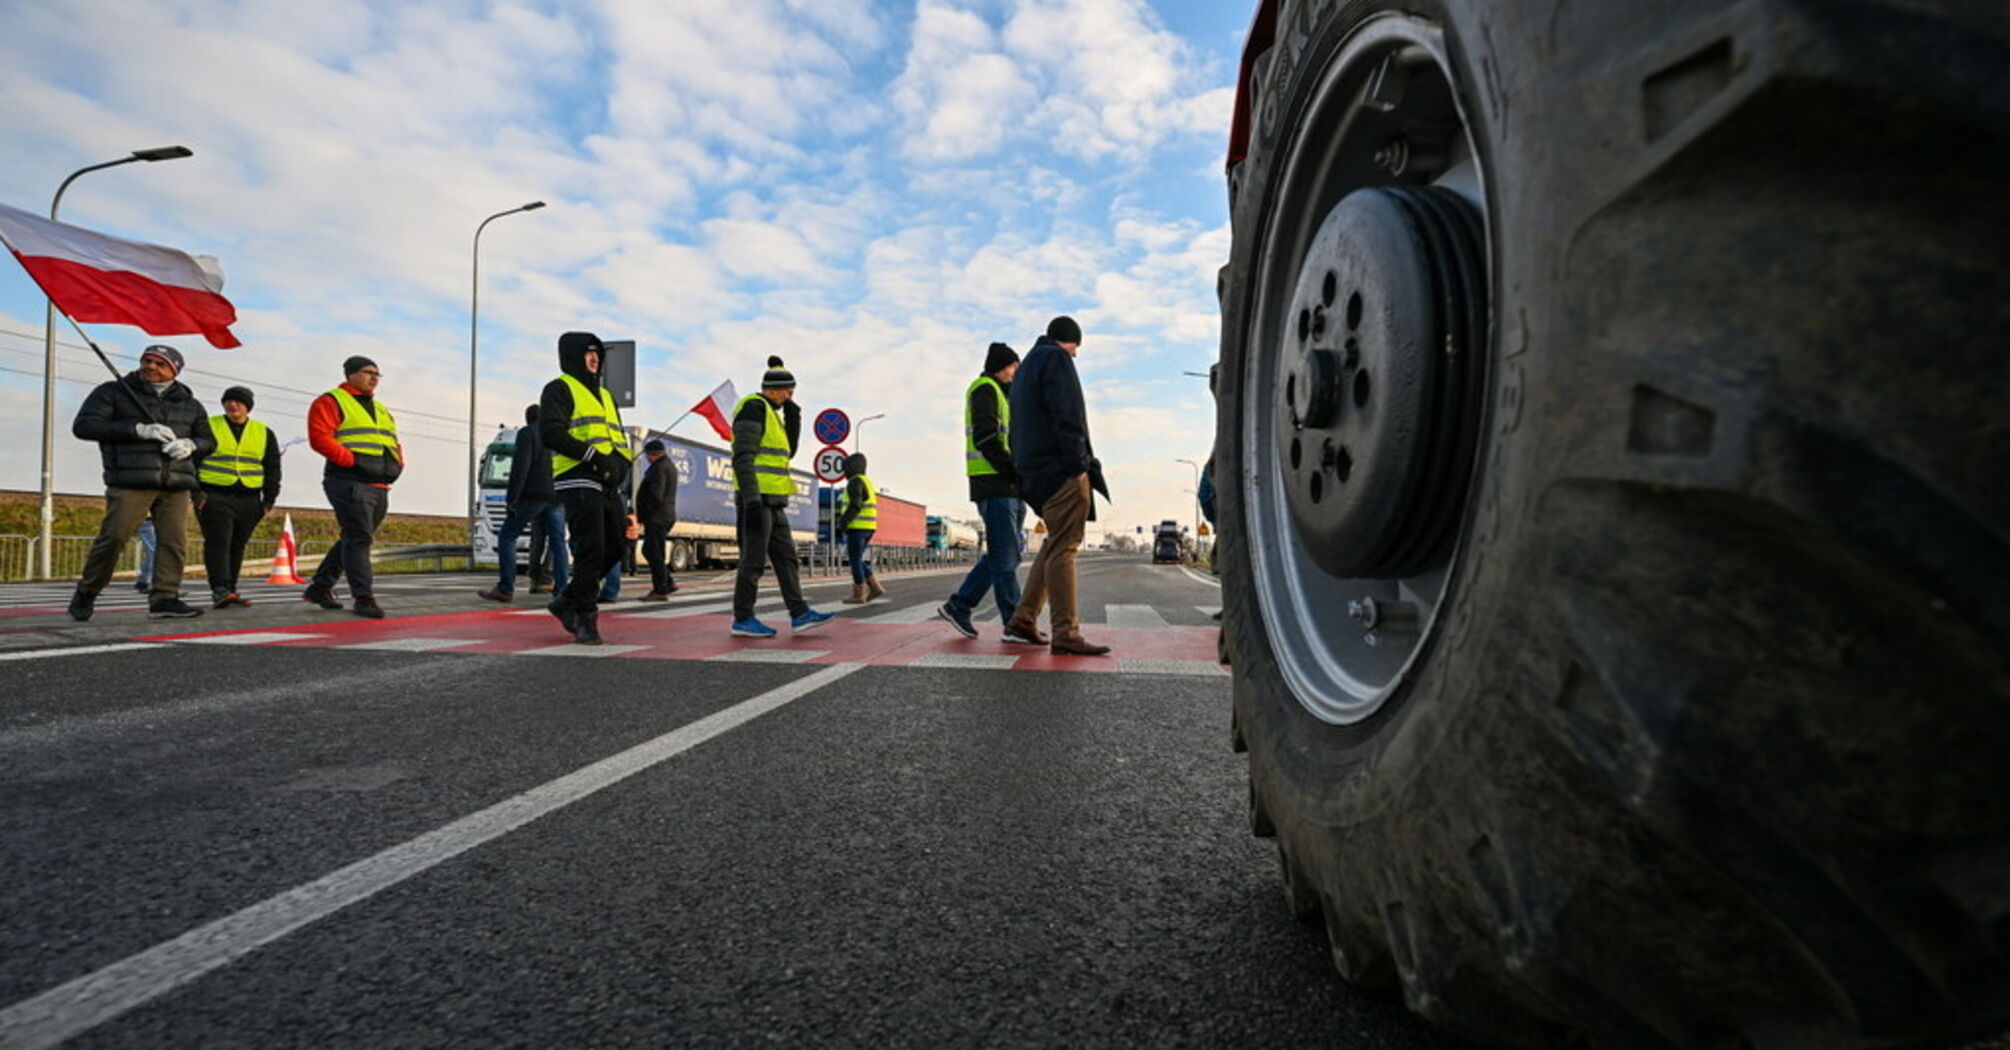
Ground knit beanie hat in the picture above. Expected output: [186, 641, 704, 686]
[644, 438, 665, 453]
[762, 355, 796, 390]
[140, 344, 185, 376]
[221, 385, 255, 411]
[1046, 316, 1082, 345]
[342, 355, 378, 378]
[984, 341, 1019, 375]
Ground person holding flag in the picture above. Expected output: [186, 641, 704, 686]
[194, 385, 281, 608]
[66, 344, 215, 621]
[540, 332, 631, 645]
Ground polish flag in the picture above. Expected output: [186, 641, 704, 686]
[690, 379, 738, 442]
[0, 201, 240, 349]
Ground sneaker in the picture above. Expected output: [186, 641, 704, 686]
[1049, 635, 1112, 657]
[229, 595, 254, 608]
[1002, 623, 1048, 646]
[661, 581, 679, 595]
[212, 593, 238, 610]
[353, 596, 385, 620]
[574, 610, 603, 645]
[640, 590, 672, 602]
[791, 609, 835, 633]
[303, 584, 342, 610]
[133, 579, 149, 593]
[547, 597, 581, 635]
[731, 617, 777, 639]
[148, 598, 204, 619]
[67, 590, 95, 623]
[936, 602, 977, 639]
[477, 588, 513, 603]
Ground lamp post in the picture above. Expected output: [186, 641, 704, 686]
[1176, 457, 1202, 539]
[468, 200, 545, 524]
[37, 146, 194, 580]
[853, 413, 886, 454]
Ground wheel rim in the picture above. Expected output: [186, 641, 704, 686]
[1241, 15, 1492, 726]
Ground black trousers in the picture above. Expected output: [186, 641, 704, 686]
[559, 487, 625, 611]
[643, 519, 675, 592]
[733, 503, 806, 621]
[198, 488, 265, 597]
[314, 478, 388, 598]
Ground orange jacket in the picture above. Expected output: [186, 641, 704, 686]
[309, 383, 404, 488]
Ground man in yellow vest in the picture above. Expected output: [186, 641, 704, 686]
[728, 356, 833, 637]
[305, 356, 402, 619]
[195, 385, 281, 608]
[836, 451, 883, 604]
[937, 342, 1039, 642]
[539, 331, 631, 645]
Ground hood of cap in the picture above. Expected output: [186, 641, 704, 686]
[845, 452, 867, 476]
[558, 331, 605, 385]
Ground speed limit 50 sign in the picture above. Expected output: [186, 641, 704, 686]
[813, 444, 849, 484]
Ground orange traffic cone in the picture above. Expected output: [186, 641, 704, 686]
[266, 513, 307, 585]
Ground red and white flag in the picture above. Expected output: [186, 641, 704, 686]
[690, 379, 738, 442]
[0, 201, 240, 349]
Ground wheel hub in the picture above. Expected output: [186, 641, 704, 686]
[1276, 186, 1487, 579]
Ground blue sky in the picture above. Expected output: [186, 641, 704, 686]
[0, 0, 1251, 535]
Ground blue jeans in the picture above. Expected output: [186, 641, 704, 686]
[846, 529, 875, 584]
[136, 517, 157, 586]
[496, 500, 567, 595]
[947, 497, 1024, 621]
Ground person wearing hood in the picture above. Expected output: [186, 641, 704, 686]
[836, 451, 883, 604]
[538, 331, 631, 645]
[1006, 316, 1112, 656]
[304, 355, 403, 619]
[194, 385, 282, 608]
[728, 356, 834, 637]
[937, 341, 1034, 641]
[66, 344, 216, 621]
[479, 403, 569, 603]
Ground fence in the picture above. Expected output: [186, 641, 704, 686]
[0, 535, 470, 583]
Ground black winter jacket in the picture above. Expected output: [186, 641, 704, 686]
[506, 423, 556, 505]
[72, 372, 216, 492]
[539, 341, 630, 494]
[637, 453, 679, 526]
[1009, 338, 1107, 517]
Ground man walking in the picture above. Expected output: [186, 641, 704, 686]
[836, 452, 883, 604]
[637, 438, 679, 601]
[729, 356, 833, 637]
[305, 356, 402, 619]
[67, 344, 214, 621]
[1004, 317, 1111, 656]
[937, 342, 1035, 641]
[195, 385, 281, 608]
[540, 331, 631, 645]
[479, 404, 568, 602]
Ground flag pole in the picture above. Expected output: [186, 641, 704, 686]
[658, 407, 695, 435]
[56, 310, 162, 425]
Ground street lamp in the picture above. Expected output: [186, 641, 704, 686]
[37, 146, 194, 580]
[468, 200, 545, 523]
[853, 413, 886, 454]
[1176, 457, 1203, 540]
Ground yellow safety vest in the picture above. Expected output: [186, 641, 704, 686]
[838, 476, 878, 531]
[549, 374, 629, 476]
[964, 376, 1009, 476]
[736, 393, 795, 498]
[329, 388, 397, 456]
[199, 417, 270, 488]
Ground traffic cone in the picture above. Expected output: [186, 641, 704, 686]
[266, 513, 307, 585]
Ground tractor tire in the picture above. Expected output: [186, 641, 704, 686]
[1217, 1, 2010, 1047]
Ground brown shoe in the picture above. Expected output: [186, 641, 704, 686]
[1050, 635, 1111, 657]
[1001, 621, 1048, 646]
[842, 583, 869, 605]
[477, 587, 513, 603]
[865, 575, 886, 600]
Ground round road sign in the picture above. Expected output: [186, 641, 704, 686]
[814, 444, 849, 484]
[814, 408, 851, 446]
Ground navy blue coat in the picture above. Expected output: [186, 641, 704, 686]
[1009, 337, 1108, 516]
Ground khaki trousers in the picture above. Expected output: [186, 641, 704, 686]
[78, 487, 190, 599]
[1014, 473, 1091, 640]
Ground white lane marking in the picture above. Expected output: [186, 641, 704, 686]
[705, 650, 828, 664]
[621, 600, 779, 620]
[0, 662, 866, 1050]
[1118, 658, 1229, 677]
[910, 653, 1020, 670]
[509, 644, 651, 658]
[338, 638, 483, 652]
[1177, 566, 1220, 589]
[0, 643, 164, 663]
[1105, 605, 1172, 630]
[1197, 605, 1221, 617]
[174, 633, 328, 646]
[855, 602, 946, 626]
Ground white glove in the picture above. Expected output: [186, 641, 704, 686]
[136, 423, 175, 442]
[161, 438, 197, 461]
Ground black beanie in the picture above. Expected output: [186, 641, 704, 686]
[140, 344, 185, 376]
[1046, 316, 1082, 345]
[984, 342, 1019, 375]
[221, 385, 255, 410]
[342, 355, 378, 378]
[762, 355, 796, 390]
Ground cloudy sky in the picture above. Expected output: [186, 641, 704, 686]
[0, 0, 1246, 538]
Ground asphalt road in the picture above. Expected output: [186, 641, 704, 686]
[0, 556, 1479, 1049]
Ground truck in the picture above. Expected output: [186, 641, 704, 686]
[1150, 520, 1181, 564]
[472, 428, 816, 573]
[1214, 4, 2010, 1048]
[925, 515, 978, 551]
[819, 487, 927, 549]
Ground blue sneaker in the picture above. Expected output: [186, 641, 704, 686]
[936, 602, 977, 639]
[791, 609, 835, 633]
[730, 617, 777, 638]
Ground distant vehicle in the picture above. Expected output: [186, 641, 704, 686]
[471, 429, 815, 573]
[1151, 520, 1181, 563]
[820, 487, 927, 549]
[925, 515, 978, 551]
